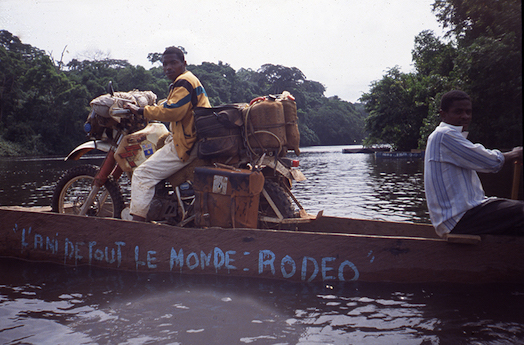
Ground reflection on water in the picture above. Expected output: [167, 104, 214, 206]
[291, 146, 428, 223]
[0, 155, 101, 208]
[0, 154, 131, 209]
[1, 259, 523, 344]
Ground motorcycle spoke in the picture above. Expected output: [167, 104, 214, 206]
[52, 165, 124, 218]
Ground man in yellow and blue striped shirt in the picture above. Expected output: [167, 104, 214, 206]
[125, 46, 211, 221]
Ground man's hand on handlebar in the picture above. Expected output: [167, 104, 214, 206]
[123, 103, 144, 117]
[123, 103, 139, 114]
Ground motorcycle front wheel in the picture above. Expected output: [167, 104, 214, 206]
[51, 164, 125, 218]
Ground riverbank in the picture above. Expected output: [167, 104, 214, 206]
[0, 139, 32, 157]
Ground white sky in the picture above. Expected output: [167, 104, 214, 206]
[0, 0, 445, 103]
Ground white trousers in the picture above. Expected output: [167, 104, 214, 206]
[130, 135, 197, 218]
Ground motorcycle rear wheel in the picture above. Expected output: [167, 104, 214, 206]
[258, 180, 295, 229]
[51, 164, 124, 218]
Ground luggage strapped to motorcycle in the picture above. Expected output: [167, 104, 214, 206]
[193, 103, 247, 161]
[194, 92, 300, 162]
[242, 92, 300, 158]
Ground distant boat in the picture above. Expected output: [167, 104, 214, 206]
[342, 146, 390, 154]
[375, 150, 425, 158]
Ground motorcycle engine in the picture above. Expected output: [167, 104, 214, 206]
[146, 181, 194, 222]
[146, 181, 178, 221]
[146, 196, 177, 221]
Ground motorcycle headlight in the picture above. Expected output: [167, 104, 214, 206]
[84, 122, 92, 134]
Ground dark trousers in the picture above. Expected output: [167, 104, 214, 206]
[451, 198, 524, 235]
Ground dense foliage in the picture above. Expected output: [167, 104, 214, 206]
[360, 0, 522, 151]
[0, 30, 365, 156]
[4, 0, 518, 156]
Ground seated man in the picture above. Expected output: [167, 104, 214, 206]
[124, 46, 211, 221]
[424, 90, 523, 236]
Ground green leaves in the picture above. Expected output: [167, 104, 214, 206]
[361, 67, 430, 151]
[360, 0, 521, 151]
[0, 33, 368, 156]
[302, 97, 365, 146]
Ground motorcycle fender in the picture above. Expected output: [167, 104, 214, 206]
[291, 169, 306, 182]
[263, 157, 306, 182]
[65, 140, 112, 161]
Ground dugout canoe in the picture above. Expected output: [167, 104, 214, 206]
[1, 207, 523, 284]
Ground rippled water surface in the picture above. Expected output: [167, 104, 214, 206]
[0, 146, 429, 223]
[291, 146, 428, 223]
[1, 146, 523, 344]
[2, 259, 523, 345]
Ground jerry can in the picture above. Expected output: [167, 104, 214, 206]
[279, 92, 300, 155]
[114, 122, 169, 172]
[243, 98, 287, 155]
[193, 166, 265, 228]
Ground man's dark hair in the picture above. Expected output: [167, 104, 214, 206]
[163, 46, 185, 62]
[440, 90, 471, 112]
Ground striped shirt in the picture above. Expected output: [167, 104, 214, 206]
[144, 71, 210, 161]
[424, 122, 504, 236]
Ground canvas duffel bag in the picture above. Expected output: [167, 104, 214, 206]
[90, 90, 157, 118]
[193, 104, 247, 159]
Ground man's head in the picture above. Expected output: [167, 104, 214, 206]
[439, 90, 473, 131]
[162, 46, 186, 81]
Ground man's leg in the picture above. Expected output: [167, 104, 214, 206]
[130, 139, 196, 220]
[451, 198, 524, 235]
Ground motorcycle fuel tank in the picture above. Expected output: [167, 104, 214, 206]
[114, 122, 169, 172]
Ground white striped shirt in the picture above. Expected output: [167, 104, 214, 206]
[424, 122, 504, 236]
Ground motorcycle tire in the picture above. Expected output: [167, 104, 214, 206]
[51, 164, 125, 218]
[259, 180, 295, 229]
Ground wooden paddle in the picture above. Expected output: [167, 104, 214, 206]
[511, 160, 522, 200]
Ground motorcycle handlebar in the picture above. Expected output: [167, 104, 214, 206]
[110, 108, 133, 117]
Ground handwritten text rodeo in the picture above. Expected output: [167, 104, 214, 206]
[14, 224, 360, 282]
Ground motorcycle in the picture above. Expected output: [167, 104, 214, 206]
[51, 83, 311, 229]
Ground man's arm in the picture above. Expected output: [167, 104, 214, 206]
[439, 129, 504, 173]
[142, 83, 193, 123]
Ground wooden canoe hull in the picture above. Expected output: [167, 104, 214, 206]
[1, 208, 523, 284]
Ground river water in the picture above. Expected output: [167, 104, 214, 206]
[1, 145, 523, 344]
